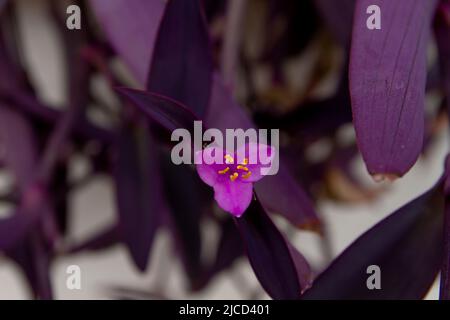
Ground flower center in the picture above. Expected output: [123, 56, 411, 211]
[218, 154, 252, 181]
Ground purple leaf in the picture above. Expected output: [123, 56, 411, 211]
[210, 217, 243, 275]
[0, 211, 38, 251]
[287, 242, 313, 292]
[434, 2, 450, 114]
[314, 0, 356, 48]
[89, 0, 166, 85]
[68, 225, 120, 253]
[0, 105, 37, 189]
[235, 199, 311, 299]
[302, 185, 443, 299]
[114, 122, 164, 271]
[440, 154, 450, 300]
[7, 234, 52, 299]
[147, 0, 213, 118]
[160, 151, 211, 287]
[116, 87, 199, 132]
[441, 199, 450, 300]
[350, 0, 439, 177]
[255, 166, 319, 229]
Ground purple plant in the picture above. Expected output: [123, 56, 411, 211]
[0, 0, 449, 300]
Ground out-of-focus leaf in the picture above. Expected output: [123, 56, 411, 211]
[287, 242, 313, 292]
[89, 0, 166, 85]
[350, 0, 439, 177]
[0, 0, 7, 12]
[114, 122, 164, 271]
[0, 104, 53, 298]
[441, 200, 450, 300]
[0, 210, 38, 250]
[7, 233, 52, 299]
[160, 151, 211, 287]
[197, 217, 243, 289]
[116, 88, 199, 133]
[314, 0, 355, 48]
[302, 186, 443, 299]
[255, 166, 319, 230]
[235, 199, 311, 299]
[68, 225, 120, 253]
[434, 2, 450, 113]
[210, 217, 243, 274]
[0, 105, 37, 188]
[147, 0, 213, 118]
[440, 154, 450, 300]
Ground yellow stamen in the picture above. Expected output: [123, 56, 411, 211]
[224, 154, 234, 164]
[242, 158, 249, 165]
[218, 167, 230, 174]
[230, 172, 239, 181]
[242, 171, 252, 179]
[237, 165, 249, 171]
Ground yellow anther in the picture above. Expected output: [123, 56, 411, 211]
[237, 165, 249, 171]
[242, 158, 249, 165]
[242, 171, 252, 179]
[230, 172, 239, 181]
[218, 167, 230, 174]
[224, 154, 234, 164]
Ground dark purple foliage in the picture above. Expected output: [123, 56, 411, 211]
[0, 0, 448, 300]
[114, 122, 163, 271]
[303, 185, 444, 299]
[235, 199, 311, 299]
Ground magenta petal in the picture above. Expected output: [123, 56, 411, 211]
[195, 162, 218, 187]
[195, 147, 226, 186]
[236, 143, 275, 182]
[213, 180, 253, 217]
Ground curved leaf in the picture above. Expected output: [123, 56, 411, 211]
[235, 199, 311, 299]
[89, 0, 166, 85]
[0, 211, 38, 251]
[434, 2, 450, 113]
[302, 185, 443, 299]
[147, 0, 213, 118]
[314, 0, 356, 48]
[160, 151, 211, 287]
[0, 105, 37, 189]
[114, 122, 164, 271]
[350, 0, 439, 177]
[116, 87, 199, 133]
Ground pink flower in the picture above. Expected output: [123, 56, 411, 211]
[195, 143, 275, 217]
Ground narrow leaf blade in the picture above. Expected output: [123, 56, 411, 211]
[147, 0, 213, 117]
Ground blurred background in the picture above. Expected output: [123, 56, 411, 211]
[0, 0, 447, 299]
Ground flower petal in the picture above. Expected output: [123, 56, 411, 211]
[195, 161, 218, 187]
[236, 143, 275, 182]
[213, 180, 253, 217]
[195, 147, 226, 186]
